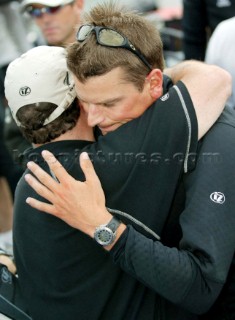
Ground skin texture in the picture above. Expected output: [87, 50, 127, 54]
[75, 67, 163, 134]
[0, 255, 16, 274]
[0, 177, 12, 233]
[31, 0, 83, 46]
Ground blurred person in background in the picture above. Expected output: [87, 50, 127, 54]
[84, 0, 157, 13]
[20, 0, 84, 46]
[182, 0, 235, 61]
[205, 16, 235, 110]
[0, 0, 34, 249]
[0, 0, 33, 125]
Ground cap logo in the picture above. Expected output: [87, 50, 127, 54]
[19, 86, 31, 96]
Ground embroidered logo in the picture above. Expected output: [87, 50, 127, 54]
[19, 86, 31, 96]
[160, 93, 169, 101]
[210, 192, 225, 204]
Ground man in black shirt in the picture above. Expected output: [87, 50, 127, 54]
[5, 3, 232, 320]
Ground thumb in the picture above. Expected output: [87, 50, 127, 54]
[80, 152, 100, 184]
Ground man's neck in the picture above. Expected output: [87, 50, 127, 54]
[34, 124, 95, 148]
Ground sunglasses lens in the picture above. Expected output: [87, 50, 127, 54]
[27, 5, 61, 17]
[27, 7, 42, 17]
[99, 29, 124, 46]
[48, 6, 62, 14]
[77, 25, 93, 41]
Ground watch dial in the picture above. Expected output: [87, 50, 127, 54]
[98, 229, 113, 243]
[94, 226, 115, 246]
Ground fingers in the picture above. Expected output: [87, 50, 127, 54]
[80, 152, 101, 185]
[26, 196, 56, 215]
[24, 173, 55, 204]
[27, 160, 59, 191]
[41, 150, 74, 184]
[0, 256, 17, 274]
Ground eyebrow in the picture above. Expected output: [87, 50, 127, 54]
[99, 97, 123, 105]
[78, 96, 123, 106]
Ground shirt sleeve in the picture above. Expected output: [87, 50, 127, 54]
[110, 116, 235, 314]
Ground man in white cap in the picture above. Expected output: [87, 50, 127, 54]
[2, 45, 94, 318]
[21, 0, 84, 46]
[3, 0, 84, 170]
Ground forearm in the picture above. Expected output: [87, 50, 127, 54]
[164, 60, 203, 84]
[164, 60, 232, 139]
[110, 225, 223, 314]
[164, 60, 230, 89]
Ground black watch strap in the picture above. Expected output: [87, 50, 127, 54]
[94, 216, 121, 246]
[107, 216, 121, 232]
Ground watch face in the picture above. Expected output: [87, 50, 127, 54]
[94, 227, 115, 246]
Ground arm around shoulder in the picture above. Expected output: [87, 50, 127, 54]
[164, 60, 232, 139]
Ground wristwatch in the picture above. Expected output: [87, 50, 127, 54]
[94, 216, 121, 246]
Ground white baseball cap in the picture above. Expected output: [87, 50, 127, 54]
[5, 46, 76, 127]
[21, 0, 74, 10]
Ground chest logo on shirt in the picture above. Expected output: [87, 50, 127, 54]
[160, 93, 169, 101]
[19, 86, 31, 96]
[210, 192, 225, 204]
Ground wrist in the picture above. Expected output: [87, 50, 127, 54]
[93, 215, 126, 249]
[83, 209, 112, 238]
[104, 222, 126, 251]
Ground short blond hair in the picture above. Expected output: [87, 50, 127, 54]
[67, 2, 164, 91]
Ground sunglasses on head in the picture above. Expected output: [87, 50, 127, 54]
[76, 24, 152, 71]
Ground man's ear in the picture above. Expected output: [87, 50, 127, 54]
[74, 0, 84, 13]
[147, 69, 163, 99]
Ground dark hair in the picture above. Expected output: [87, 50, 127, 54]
[67, 2, 164, 91]
[16, 98, 80, 144]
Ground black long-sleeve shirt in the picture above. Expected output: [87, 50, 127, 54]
[111, 107, 235, 319]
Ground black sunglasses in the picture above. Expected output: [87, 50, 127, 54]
[26, 1, 74, 18]
[76, 24, 152, 71]
[26, 5, 63, 17]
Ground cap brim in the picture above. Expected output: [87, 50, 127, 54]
[21, 0, 71, 10]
